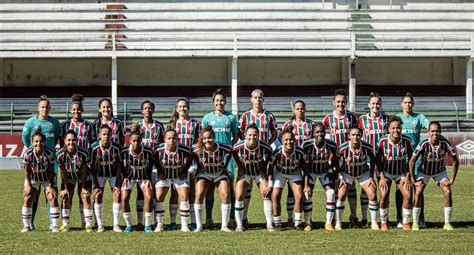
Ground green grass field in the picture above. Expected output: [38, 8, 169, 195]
[1, 167, 473, 254]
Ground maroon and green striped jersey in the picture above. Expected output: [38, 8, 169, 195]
[138, 119, 165, 150]
[303, 138, 339, 174]
[192, 143, 232, 175]
[339, 141, 374, 177]
[239, 110, 277, 143]
[233, 140, 272, 177]
[358, 113, 389, 151]
[56, 147, 89, 182]
[175, 118, 200, 147]
[92, 117, 125, 145]
[155, 143, 193, 179]
[322, 111, 358, 147]
[282, 118, 316, 146]
[121, 145, 154, 181]
[89, 141, 122, 178]
[377, 135, 412, 176]
[413, 138, 456, 176]
[23, 146, 55, 183]
[60, 119, 94, 149]
[270, 145, 308, 175]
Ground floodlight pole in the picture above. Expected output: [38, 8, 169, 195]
[231, 55, 239, 116]
[467, 57, 473, 119]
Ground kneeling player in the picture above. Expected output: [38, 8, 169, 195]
[409, 122, 459, 231]
[376, 116, 413, 231]
[302, 124, 339, 231]
[335, 127, 379, 230]
[234, 124, 274, 231]
[154, 129, 193, 232]
[57, 130, 98, 232]
[21, 129, 59, 233]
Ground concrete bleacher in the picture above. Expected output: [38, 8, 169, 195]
[0, 96, 469, 134]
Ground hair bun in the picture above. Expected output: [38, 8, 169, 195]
[71, 93, 83, 103]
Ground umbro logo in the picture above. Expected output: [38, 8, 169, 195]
[456, 140, 474, 153]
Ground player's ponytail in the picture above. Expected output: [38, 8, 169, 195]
[32, 126, 46, 143]
[168, 98, 189, 129]
[212, 88, 226, 103]
[71, 93, 84, 111]
[279, 127, 295, 141]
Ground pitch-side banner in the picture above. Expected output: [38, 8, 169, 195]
[2, 133, 474, 165]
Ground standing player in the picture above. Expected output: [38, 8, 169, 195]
[376, 116, 413, 231]
[239, 89, 278, 227]
[192, 126, 235, 232]
[396, 92, 430, 228]
[358, 92, 389, 226]
[168, 98, 200, 229]
[60, 94, 94, 229]
[233, 124, 274, 231]
[270, 128, 309, 231]
[21, 129, 59, 233]
[89, 125, 123, 232]
[154, 129, 193, 232]
[120, 124, 155, 232]
[282, 99, 315, 227]
[56, 130, 98, 232]
[22, 95, 61, 230]
[322, 89, 360, 227]
[302, 124, 339, 231]
[93, 98, 125, 147]
[409, 122, 459, 231]
[335, 127, 379, 230]
[201, 89, 239, 229]
[137, 100, 165, 231]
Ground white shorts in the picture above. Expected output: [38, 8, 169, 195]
[188, 164, 198, 174]
[342, 171, 371, 186]
[239, 174, 264, 185]
[121, 179, 150, 190]
[416, 170, 449, 185]
[196, 172, 228, 183]
[309, 173, 332, 187]
[24, 179, 56, 190]
[273, 170, 303, 188]
[155, 178, 189, 189]
[382, 171, 407, 183]
[96, 176, 117, 189]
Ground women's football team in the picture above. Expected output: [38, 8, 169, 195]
[20, 89, 459, 233]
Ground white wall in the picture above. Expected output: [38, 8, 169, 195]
[238, 57, 344, 86]
[2, 58, 110, 86]
[117, 58, 229, 86]
[356, 57, 460, 85]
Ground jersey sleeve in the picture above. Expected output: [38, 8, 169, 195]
[445, 140, 457, 157]
[269, 113, 277, 131]
[413, 142, 425, 157]
[21, 119, 33, 148]
[358, 116, 364, 130]
[238, 113, 246, 130]
[201, 114, 209, 128]
[419, 114, 430, 129]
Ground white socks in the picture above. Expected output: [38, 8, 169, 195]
[22, 207, 32, 227]
[444, 207, 452, 225]
[155, 202, 165, 226]
[234, 200, 245, 228]
[94, 203, 103, 228]
[263, 200, 273, 226]
[62, 208, 70, 226]
[335, 200, 345, 224]
[326, 189, 336, 225]
[180, 201, 190, 229]
[83, 208, 93, 228]
[413, 207, 421, 224]
[123, 212, 132, 227]
[221, 203, 231, 229]
[380, 208, 389, 224]
[194, 203, 203, 229]
[402, 208, 412, 224]
[113, 202, 121, 226]
[145, 212, 153, 227]
[368, 200, 379, 225]
[50, 207, 60, 228]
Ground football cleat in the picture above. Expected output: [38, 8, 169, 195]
[113, 225, 123, 232]
[381, 223, 388, 231]
[304, 223, 313, 232]
[144, 225, 153, 233]
[412, 223, 420, 231]
[325, 224, 335, 231]
[443, 224, 454, 231]
[124, 226, 134, 233]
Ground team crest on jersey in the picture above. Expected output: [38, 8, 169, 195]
[412, 120, 417, 125]
[225, 119, 230, 125]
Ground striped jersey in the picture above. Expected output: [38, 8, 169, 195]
[377, 135, 412, 176]
[155, 143, 193, 179]
[303, 138, 339, 174]
[270, 145, 308, 175]
[358, 113, 389, 150]
[92, 117, 125, 145]
[23, 146, 55, 183]
[339, 141, 374, 177]
[60, 119, 94, 149]
[413, 138, 456, 176]
[138, 119, 165, 150]
[193, 143, 232, 175]
[89, 141, 122, 178]
[175, 118, 200, 147]
[233, 140, 273, 176]
[322, 111, 358, 146]
[121, 145, 154, 181]
[239, 110, 277, 143]
[282, 118, 316, 146]
[56, 147, 89, 182]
